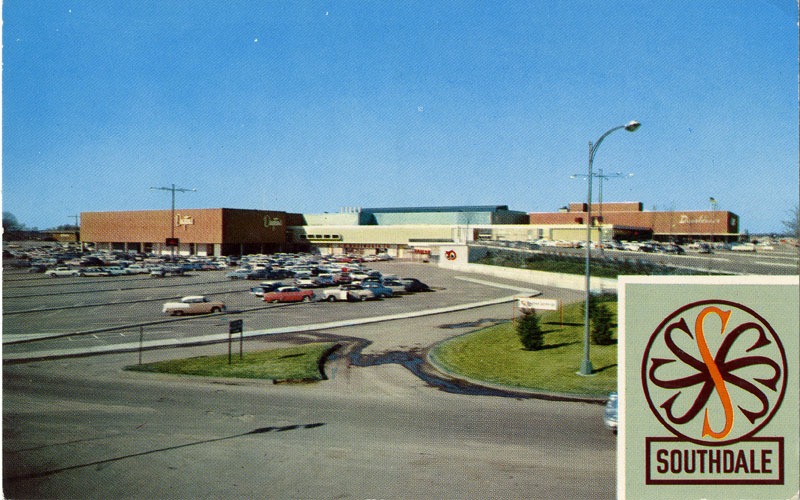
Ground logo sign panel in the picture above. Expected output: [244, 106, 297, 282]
[264, 216, 283, 230]
[517, 297, 559, 311]
[619, 276, 798, 499]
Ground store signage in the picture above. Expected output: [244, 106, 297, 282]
[175, 214, 194, 228]
[517, 297, 559, 311]
[618, 276, 798, 499]
[264, 216, 283, 230]
[678, 214, 720, 225]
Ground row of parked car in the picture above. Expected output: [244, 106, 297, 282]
[251, 275, 431, 303]
[162, 276, 431, 316]
[42, 263, 193, 278]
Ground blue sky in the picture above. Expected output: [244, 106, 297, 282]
[3, 1, 798, 233]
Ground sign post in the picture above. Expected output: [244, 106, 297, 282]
[228, 319, 243, 365]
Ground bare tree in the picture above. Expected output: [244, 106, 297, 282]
[782, 205, 799, 238]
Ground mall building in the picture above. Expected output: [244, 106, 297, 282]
[79, 202, 739, 258]
[528, 201, 739, 243]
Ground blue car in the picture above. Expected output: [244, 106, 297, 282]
[226, 268, 251, 280]
[604, 392, 618, 433]
[360, 282, 393, 299]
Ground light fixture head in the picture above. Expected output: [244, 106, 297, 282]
[624, 120, 641, 132]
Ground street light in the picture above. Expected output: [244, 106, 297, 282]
[579, 120, 640, 376]
[150, 184, 197, 260]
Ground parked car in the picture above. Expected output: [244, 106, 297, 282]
[295, 275, 317, 288]
[249, 281, 288, 297]
[359, 276, 383, 287]
[605, 240, 625, 251]
[104, 266, 129, 276]
[313, 274, 336, 287]
[360, 282, 393, 299]
[46, 266, 80, 277]
[226, 268, 252, 279]
[604, 392, 618, 433]
[730, 242, 756, 252]
[263, 286, 315, 303]
[251, 281, 287, 295]
[333, 272, 353, 284]
[349, 270, 373, 283]
[125, 264, 151, 274]
[401, 278, 431, 292]
[660, 244, 685, 255]
[382, 278, 409, 294]
[150, 266, 185, 277]
[80, 257, 105, 267]
[245, 269, 270, 280]
[697, 243, 714, 254]
[322, 284, 374, 302]
[79, 267, 110, 277]
[162, 295, 226, 316]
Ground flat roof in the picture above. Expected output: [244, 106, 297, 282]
[361, 205, 512, 214]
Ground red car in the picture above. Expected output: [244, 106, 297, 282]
[262, 286, 315, 303]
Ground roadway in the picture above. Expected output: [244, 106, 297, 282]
[482, 242, 799, 275]
[4, 345, 613, 499]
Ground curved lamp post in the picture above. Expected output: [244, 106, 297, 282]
[579, 120, 640, 376]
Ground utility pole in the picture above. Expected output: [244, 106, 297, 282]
[149, 184, 196, 260]
[68, 214, 82, 251]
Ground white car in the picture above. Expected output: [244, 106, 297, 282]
[125, 264, 151, 274]
[46, 267, 79, 277]
[162, 296, 226, 316]
[322, 284, 373, 302]
[730, 242, 756, 252]
[295, 275, 317, 288]
[79, 267, 110, 277]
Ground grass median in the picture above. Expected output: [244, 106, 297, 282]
[126, 342, 337, 381]
[429, 301, 617, 397]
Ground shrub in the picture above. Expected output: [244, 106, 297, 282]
[517, 311, 544, 350]
[591, 303, 615, 345]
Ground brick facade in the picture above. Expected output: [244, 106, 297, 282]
[530, 202, 738, 241]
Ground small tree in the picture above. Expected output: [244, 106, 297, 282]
[591, 303, 615, 345]
[517, 311, 544, 350]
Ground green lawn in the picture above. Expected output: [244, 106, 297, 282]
[429, 302, 618, 397]
[126, 342, 337, 381]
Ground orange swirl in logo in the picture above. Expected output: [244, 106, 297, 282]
[694, 306, 733, 439]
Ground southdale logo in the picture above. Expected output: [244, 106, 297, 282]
[641, 300, 788, 485]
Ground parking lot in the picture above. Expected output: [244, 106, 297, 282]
[2, 260, 557, 360]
